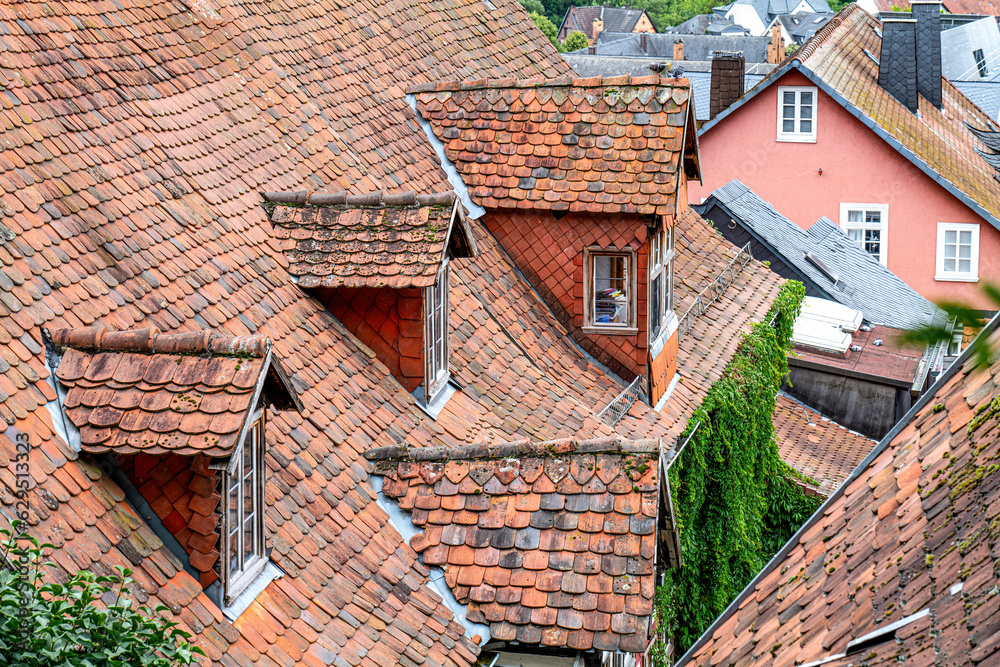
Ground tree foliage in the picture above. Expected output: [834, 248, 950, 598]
[657, 281, 822, 655]
[518, 0, 545, 14]
[530, 11, 559, 46]
[559, 30, 590, 52]
[0, 522, 204, 666]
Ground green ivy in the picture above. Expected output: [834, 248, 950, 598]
[0, 521, 204, 666]
[657, 281, 821, 656]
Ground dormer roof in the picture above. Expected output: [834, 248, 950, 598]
[366, 436, 667, 653]
[409, 75, 701, 216]
[47, 327, 302, 458]
[265, 191, 475, 289]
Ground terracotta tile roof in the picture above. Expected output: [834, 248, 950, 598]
[0, 0, 572, 661]
[49, 327, 299, 458]
[703, 4, 1000, 227]
[267, 191, 475, 289]
[791, 325, 925, 385]
[410, 75, 699, 216]
[773, 394, 876, 496]
[366, 437, 662, 652]
[679, 318, 1000, 667]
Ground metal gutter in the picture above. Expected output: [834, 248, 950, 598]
[674, 310, 1000, 666]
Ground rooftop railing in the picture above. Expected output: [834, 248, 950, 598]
[678, 242, 753, 338]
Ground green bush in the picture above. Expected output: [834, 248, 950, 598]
[0, 521, 204, 666]
[559, 30, 589, 53]
[657, 281, 822, 655]
[529, 11, 559, 46]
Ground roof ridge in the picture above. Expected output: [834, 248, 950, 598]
[365, 436, 661, 462]
[47, 326, 271, 358]
[260, 190, 456, 208]
[406, 73, 681, 94]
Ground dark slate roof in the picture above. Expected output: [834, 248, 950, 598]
[953, 80, 1000, 121]
[587, 31, 772, 61]
[666, 14, 716, 34]
[775, 12, 835, 44]
[680, 313, 1000, 667]
[699, 180, 948, 330]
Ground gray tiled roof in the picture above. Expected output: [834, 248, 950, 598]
[561, 55, 770, 119]
[953, 80, 1000, 120]
[701, 180, 948, 330]
[775, 12, 835, 44]
[589, 31, 772, 61]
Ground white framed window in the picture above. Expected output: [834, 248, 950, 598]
[935, 223, 979, 282]
[221, 416, 266, 605]
[776, 86, 817, 142]
[649, 226, 675, 341]
[840, 203, 888, 266]
[424, 260, 450, 402]
[583, 247, 637, 335]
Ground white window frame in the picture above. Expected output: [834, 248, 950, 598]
[423, 260, 450, 403]
[776, 86, 817, 143]
[582, 247, 638, 336]
[840, 203, 888, 266]
[935, 222, 980, 282]
[221, 414, 267, 606]
[649, 226, 675, 343]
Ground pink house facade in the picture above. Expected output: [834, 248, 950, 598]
[691, 5, 1000, 310]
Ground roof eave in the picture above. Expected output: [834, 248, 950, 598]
[674, 309, 1000, 667]
[698, 61, 1000, 232]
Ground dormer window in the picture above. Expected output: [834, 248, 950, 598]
[583, 247, 638, 335]
[424, 261, 450, 402]
[222, 415, 266, 604]
[44, 327, 302, 616]
[265, 190, 475, 411]
[649, 225, 675, 341]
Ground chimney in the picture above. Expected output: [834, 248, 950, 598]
[588, 45, 596, 54]
[878, 19, 918, 113]
[673, 39, 684, 60]
[911, 0, 943, 108]
[640, 32, 648, 53]
[710, 51, 745, 119]
[769, 23, 784, 64]
[593, 18, 603, 42]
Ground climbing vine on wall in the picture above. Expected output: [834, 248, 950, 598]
[657, 280, 821, 656]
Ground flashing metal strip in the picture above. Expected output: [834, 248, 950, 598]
[406, 94, 486, 220]
[674, 310, 1000, 667]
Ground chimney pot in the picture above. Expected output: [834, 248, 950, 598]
[911, 0, 943, 109]
[878, 19, 919, 113]
[710, 51, 745, 119]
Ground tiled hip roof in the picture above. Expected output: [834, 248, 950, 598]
[410, 75, 694, 216]
[367, 436, 663, 652]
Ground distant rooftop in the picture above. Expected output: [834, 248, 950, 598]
[696, 180, 948, 331]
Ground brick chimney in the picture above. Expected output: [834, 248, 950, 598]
[673, 39, 684, 60]
[592, 17, 603, 42]
[640, 32, 648, 53]
[769, 23, 784, 64]
[911, 0, 943, 108]
[710, 51, 745, 119]
[879, 19, 918, 113]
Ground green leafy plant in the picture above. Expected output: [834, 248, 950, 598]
[529, 11, 559, 47]
[0, 521, 204, 666]
[900, 283, 1000, 371]
[558, 30, 589, 53]
[653, 281, 822, 657]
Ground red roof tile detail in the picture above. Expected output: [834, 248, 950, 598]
[411, 75, 693, 216]
[51, 328, 282, 457]
[367, 437, 661, 652]
[682, 324, 1000, 667]
[773, 394, 876, 496]
[483, 209, 649, 379]
[269, 195, 467, 289]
